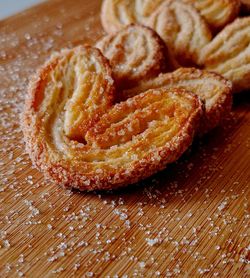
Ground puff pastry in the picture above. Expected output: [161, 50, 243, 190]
[200, 17, 250, 93]
[147, 0, 212, 66]
[123, 68, 232, 134]
[96, 24, 172, 90]
[101, 0, 162, 33]
[101, 0, 140, 33]
[101, 0, 240, 32]
[101, 0, 211, 66]
[22, 46, 203, 191]
[183, 0, 240, 30]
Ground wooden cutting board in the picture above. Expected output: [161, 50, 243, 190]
[0, 0, 249, 277]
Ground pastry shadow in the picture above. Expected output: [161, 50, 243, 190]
[233, 90, 250, 106]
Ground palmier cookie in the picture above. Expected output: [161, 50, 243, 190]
[101, 0, 163, 34]
[147, 0, 212, 66]
[96, 24, 173, 90]
[183, 0, 240, 30]
[200, 17, 250, 93]
[123, 68, 232, 135]
[22, 46, 203, 191]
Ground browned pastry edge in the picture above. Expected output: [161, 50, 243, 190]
[123, 68, 232, 135]
[190, 70, 233, 135]
[199, 72, 233, 135]
[21, 47, 203, 191]
[96, 24, 174, 91]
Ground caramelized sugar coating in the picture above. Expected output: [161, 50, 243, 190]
[22, 46, 203, 191]
[123, 68, 232, 135]
[101, 0, 211, 66]
[96, 24, 173, 90]
[147, 0, 212, 66]
[183, 0, 240, 30]
[101, 0, 240, 32]
[101, 0, 164, 33]
[200, 17, 250, 93]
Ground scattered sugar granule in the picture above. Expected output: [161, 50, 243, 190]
[146, 238, 159, 246]
[218, 201, 228, 211]
[139, 261, 146, 268]
[52, 267, 64, 274]
[47, 224, 53, 230]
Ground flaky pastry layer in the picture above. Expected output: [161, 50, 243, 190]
[147, 0, 212, 66]
[101, 0, 212, 66]
[123, 68, 232, 134]
[183, 0, 240, 30]
[22, 46, 203, 191]
[101, 0, 162, 33]
[96, 24, 171, 90]
[200, 17, 250, 93]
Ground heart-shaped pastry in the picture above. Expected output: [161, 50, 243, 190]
[22, 46, 202, 191]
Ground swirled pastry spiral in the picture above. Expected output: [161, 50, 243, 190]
[183, 0, 240, 30]
[101, 0, 211, 66]
[101, 0, 164, 33]
[22, 46, 203, 191]
[123, 68, 232, 134]
[147, 0, 212, 66]
[200, 17, 250, 93]
[96, 24, 172, 90]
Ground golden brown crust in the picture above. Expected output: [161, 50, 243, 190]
[183, 0, 240, 30]
[200, 17, 250, 93]
[101, 0, 163, 33]
[21, 46, 203, 191]
[96, 24, 174, 90]
[100, 0, 240, 34]
[101, 0, 212, 66]
[147, 0, 212, 66]
[123, 68, 232, 135]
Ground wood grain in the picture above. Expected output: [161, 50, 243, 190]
[0, 0, 249, 277]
